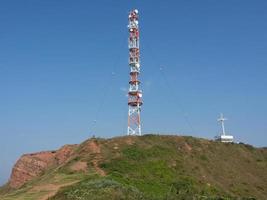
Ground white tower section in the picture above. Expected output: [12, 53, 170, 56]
[218, 113, 227, 136]
[215, 113, 234, 143]
[127, 9, 142, 136]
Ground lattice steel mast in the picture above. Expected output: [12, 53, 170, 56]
[127, 9, 143, 136]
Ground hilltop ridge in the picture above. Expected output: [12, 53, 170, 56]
[0, 135, 267, 200]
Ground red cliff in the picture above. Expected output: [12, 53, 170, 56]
[8, 145, 77, 188]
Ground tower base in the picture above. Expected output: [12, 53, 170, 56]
[215, 135, 234, 143]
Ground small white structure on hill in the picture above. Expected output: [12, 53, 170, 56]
[215, 113, 234, 143]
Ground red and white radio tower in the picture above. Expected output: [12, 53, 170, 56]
[127, 9, 143, 136]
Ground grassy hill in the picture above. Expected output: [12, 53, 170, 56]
[0, 135, 267, 200]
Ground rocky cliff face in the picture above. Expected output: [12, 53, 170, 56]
[9, 145, 77, 188]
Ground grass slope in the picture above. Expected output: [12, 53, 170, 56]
[1, 135, 267, 200]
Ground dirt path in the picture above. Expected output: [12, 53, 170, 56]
[87, 141, 106, 176]
[92, 157, 106, 176]
[32, 181, 79, 200]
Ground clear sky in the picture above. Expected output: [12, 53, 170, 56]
[0, 0, 267, 185]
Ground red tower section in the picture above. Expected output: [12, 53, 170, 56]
[127, 9, 142, 135]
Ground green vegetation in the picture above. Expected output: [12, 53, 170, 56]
[1, 135, 267, 200]
[49, 178, 144, 200]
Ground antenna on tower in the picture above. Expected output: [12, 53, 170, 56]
[215, 113, 234, 143]
[127, 9, 142, 136]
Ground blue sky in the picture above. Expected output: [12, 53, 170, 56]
[0, 0, 267, 185]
